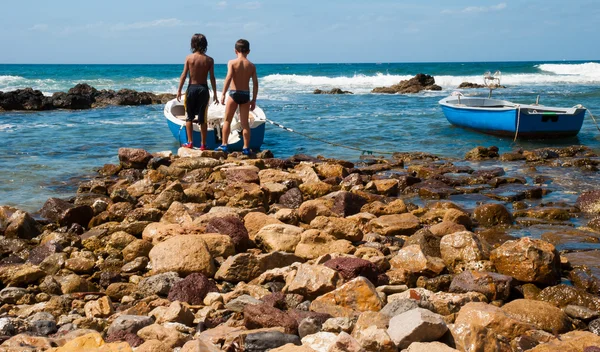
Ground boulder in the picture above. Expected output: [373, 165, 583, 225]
[501, 299, 571, 333]
[387, 308, 448, 349]
[118, 147, 153, 169]
[149, 235, 215, 276]
[473, 203, 513, 227]
[310, 277, 384, 318]
[372, 74, 442, 94]
[449, 271, 513, 301]
[168, 272, 218, 305]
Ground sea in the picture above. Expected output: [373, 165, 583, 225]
[1, 61, 600, 213]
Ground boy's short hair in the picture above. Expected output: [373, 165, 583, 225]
[191, 34, 208, 54]
[235, 39, 250, 54]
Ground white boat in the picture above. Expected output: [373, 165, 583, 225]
[163, 95, 266, 150]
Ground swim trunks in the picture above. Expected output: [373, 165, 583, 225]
[185, 84, 209, 123]
[229, 90, 251, 105]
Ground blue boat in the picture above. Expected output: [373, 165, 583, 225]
[164, 97, 266, 150]
[439, 95, 587, 139]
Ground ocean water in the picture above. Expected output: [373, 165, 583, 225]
[1, 61, 600, 212]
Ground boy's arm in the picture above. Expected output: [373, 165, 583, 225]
[176, 59, 189, 102]
[250, 65, 258, 111]
[220, 61, 233, 105]
[209, 58, 218, 104]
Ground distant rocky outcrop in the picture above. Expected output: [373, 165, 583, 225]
[372, 73, 442, 94]
[0, 83, 175, 112]
[458, 82, 486, 89]
[313, 88, 353, 95]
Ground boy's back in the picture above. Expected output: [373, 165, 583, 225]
[228, 57, 255, 91]
[187, 53, 213, 85]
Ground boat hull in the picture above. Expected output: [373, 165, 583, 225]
[164, 98, 266, 150]
[439, 97, 586, 139]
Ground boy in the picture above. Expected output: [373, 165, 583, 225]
[177, 33, 218, 150]
[215, 39, 258, 155]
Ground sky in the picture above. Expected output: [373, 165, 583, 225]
[0, 0, 598, 64]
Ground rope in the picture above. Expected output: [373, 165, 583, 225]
[513, 104, 521, 142]
[574, 104, 600, 133]
[265, 118, 396, 155]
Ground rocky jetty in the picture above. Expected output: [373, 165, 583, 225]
[457, 82, 506, 89]
[2, 144, 600, 351]
[0, 84, 175, 112]
[372, 74, 442, 94]
[313, 88, 353, 95]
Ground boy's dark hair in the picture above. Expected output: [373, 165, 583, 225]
[235, 39, 250, 54]
[191, 33, 208, 54]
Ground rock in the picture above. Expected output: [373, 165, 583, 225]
[118, 147, 153, 169]
[0, 88, 54, 110]
[369, 213, 420, 236]
[390, 245, 445, 277]
[310, 277, 384, 318]
[353, 326, 396, 352]
[107, 315, 154, 336]
[465, 146, 499, 160]
[451, 302, 533, 352]
[372, 74, 442, 94]
[313, 88, 353, 94]
[449, 270, 512, 301]
[84, 296, 114, 319]
[564, 305, 599, 321]
[255, 224, 304, 252]
[403, 229, 441, 257]
[243, 304, 298, 334]
[168, 272, 218, 305]
[439, 231, 490, 273]
[152, 181, 185, 210]
[149, 235, 215, 276]
[380, 298, 419, 318]
[538, 284, 600, 311]
[310, 216, 363, 242]
[40, 197, 94, 227]
[138, 272, 182, 297]
[387, 308, 448, 349]
[402, 341, 459, 351]
[51, 332, 132, 351]
[331, 191, 369, 217]
[458, 82, 486, 89]
[215, 252, 262, 283]
[501, 299, 571, 333]
[297, 199, 336, 224]
[137, 324, 189, 348]
[299, 317, 323, 338]
[244, 212, 284, 239]
[150, 301, 195, 326]
[416, 275, 453, 293]
[473, 203, 513, 227]
[577, 190, 600, 215]
[286, 263, 341, 300]
[136, 340, 173, 352]
[327, 331, 363, 352]
[206, 215, 252, 252]
[4, 210, 40, 239]
[323, 257, 379, 285]
[490, 237, 560, 285]
[529, 331, 600, 351]
[243, 331, 302, 352]
[301, 332, 338, 352]
[294, 230, 354, 260]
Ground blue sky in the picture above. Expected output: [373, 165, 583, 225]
[0, 0, 598, 64]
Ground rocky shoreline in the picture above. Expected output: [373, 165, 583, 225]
[0, 84, 175, 112]
[2, 145, 600, 351]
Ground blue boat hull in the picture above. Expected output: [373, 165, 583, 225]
[166, 118, 266, 150]
[440, 97, 586, 139]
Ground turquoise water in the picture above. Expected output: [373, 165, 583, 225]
[1, 62, 600, 211]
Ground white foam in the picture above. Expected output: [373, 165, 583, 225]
[262, 73, 413, 94]
[0, 124, 14, 130]
[537, 62, 600, 77]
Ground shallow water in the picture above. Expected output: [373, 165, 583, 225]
[2, 62, 600, 212]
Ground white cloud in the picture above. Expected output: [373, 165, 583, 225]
[237, 1, 261, 10]
[29, 24, 48, 31]
[443, 2, 507, 14]
[111, 18, 198, 31]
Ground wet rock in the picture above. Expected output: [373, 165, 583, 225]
[491, 237, 560, 285]
[578, 190, 600, 215]
[313, 88, 353, 94]
[390, 245, 445, 277]
[369, 213, 420, 236]
[465, 146, 499, 160]
[40, 197, 94, 227]
[4, 210, 40, 239]
[440, 231, 490, 273]
[564, 305, 599, 321]
[529, 331, 600, 351]
[502, 299, 571, 333]
[149, 235, 215, 276]
[458, 82, 486, 89]
[404, 229, 441, 257]
[449, 270, 513, 301]
[451, 302, 533, 351]
[118, 147, 153, 169]
[538, 284, 600, 311]
[483, 184, 543, 202]
[372, 74, 442, 94]
[387, 307, 448, 349]
[0, 87, 54, 110]
[473, 203, 513, 227]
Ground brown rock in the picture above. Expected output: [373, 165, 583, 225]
[137, 324, 189, 348]
[149, 235, 215, 276]
[323, 257, 380, 285]
[215, 252, 262, 283]
[244, 212, 284, 240]
[440, 231, 490, 273]
[168, 272, 218, 305]
[286, 263, 341, 300]
[369, 213, 420, 236]
[310, 277, 384, 318]
[501, 299, 571, 333]
[490, 237, 560, 285]
[390, 245, 445, 277]
[473, 203, 513, 227]
[310, 216, 363, 242]
[119, 147, 153, 169]
[243, 303, 298, 334]
[449, 270, 513, 301]
[529, 331, 600, 351]
[255, 224, 304, 252]
[297, 199, 336, 223]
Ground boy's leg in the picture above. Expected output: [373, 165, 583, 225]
[221, 96, 238, 146]
[186, 120, 194, 145]
[200, 123, 207, 147]
[238, 103, 251, 149]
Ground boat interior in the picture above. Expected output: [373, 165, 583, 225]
[170, 101, 259, 128]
